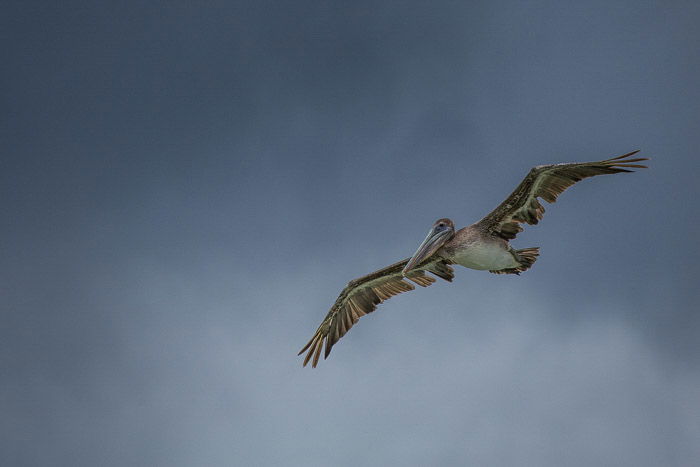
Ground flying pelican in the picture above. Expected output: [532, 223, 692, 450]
[298, 151, 648, 367]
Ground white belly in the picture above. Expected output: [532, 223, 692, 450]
[451, 242, 519, 271]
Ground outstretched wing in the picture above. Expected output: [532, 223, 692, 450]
[298, 258, 455, 367]
[475, 150, 648, 240]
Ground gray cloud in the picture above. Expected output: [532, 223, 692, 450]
[2, 1, 699, 466]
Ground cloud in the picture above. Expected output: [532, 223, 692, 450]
[2, 0, 699, 465]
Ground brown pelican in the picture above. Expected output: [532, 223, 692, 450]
[298, 151, 648, 367]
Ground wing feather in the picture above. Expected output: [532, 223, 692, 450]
[475, 150, 648, 240]
[298, 258, 455, 367]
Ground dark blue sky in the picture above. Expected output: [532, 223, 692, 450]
[2, 1, 699, 465]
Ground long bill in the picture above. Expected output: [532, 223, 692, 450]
[402, 227, 452, 275]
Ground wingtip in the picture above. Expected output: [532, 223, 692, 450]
[605, 150, 650, 171]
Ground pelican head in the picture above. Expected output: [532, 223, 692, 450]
[402, 218, 455, 275]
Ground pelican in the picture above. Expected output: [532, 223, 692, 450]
[298, 151, 648, 367]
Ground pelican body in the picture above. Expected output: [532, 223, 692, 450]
[299, 151, 648, 367]
[405, 220, 538, 276]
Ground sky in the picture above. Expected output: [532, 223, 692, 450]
[2, 1, 699, 465]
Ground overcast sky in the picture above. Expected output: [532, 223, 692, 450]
[2, 1, 699, 466]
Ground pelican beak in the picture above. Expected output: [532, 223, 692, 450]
[402, 226, 451, 275]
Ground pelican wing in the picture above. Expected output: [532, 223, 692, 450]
[298, 258, 454, 367]
[475, 150, 648, 240]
